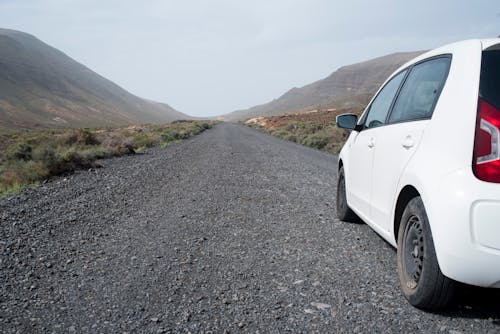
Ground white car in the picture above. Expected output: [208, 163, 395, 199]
[336, 39, 500, 309]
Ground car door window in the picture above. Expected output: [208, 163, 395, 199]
[388, 57, 451, 123]
[363, 70, 407, 129]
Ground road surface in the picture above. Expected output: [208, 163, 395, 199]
[1, 123, 499, 333]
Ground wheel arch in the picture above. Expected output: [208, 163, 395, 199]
[393, 185, 421, 241]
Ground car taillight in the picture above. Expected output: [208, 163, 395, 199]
[473, 98, 500, 183]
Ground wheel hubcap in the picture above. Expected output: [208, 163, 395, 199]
[404, 215, 424, 288]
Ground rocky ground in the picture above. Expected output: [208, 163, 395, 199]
[1, 123, 499, 333]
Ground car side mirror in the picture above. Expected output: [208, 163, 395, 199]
[336, 114, 358, 130]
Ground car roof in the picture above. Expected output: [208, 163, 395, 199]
[482, 39, 500, 50]
[394, 38, 500, 75]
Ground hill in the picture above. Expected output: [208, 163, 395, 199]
[0, 28, 189, 129]
[223, 51, 424, 121]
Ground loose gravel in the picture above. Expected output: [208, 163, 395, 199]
[1, 123, 499, 333]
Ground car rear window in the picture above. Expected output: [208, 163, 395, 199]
[480, 50, 500, 110]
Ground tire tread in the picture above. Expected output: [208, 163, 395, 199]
[397, 196, 456, 310]
[336, 167, 357, 222]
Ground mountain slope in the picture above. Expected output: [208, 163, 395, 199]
[0, 28, 189, 129]
[223, 51, 424, 121]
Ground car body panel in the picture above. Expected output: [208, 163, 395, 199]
[371, 120, 428, 231]
[344, 129, 374, 217]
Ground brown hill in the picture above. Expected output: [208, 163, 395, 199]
[0, 28, 190, 129]
[223, 51, 424, 121]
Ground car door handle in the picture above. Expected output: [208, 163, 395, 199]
[402, 136, 414, 149]
[368, 138, 375, 148]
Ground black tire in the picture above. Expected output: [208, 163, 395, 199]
[397, 196, 456, 309]
[336, 167, 357, 222]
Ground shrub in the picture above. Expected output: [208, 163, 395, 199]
[134, 133, 158, 149]
[32, 145, 66, 174]
[101, 135, 137, 155]
[60, 129, 100, 146]
[200, 122, 212, 130]
[6, 142, 32, 161]
[301, 133, 330, 149]
[286, 121, 305, 132]
[1, 160, 48, 187]
[271, 129, 289, 139]
[161, 129, 180, 143]
[301, 122, 323, 134]
[178, 131, 192, 139]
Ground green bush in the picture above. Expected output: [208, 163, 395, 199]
[60, 129, 100, 146]
[32, 145, 66, 174]
[301, 133, 330, 149]
[160, 121, 211, 144]
[134, 133, 158, 149]
[200, 122, 212, 130]
[1, 160, 47, 188]
[101, 135, 137, 155]
[301, 122, 323, 134]
[284, 121, 322, 135]
[6, 142, 33, 161]
[161, 129, 181, 143]
[285, 121, 305, 132]
[271, 129, 290, 139]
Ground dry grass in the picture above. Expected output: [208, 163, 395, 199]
[0, 121, 216, 196]
[245, 108, 364, 154]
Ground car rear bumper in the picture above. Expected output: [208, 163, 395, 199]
[428, 167, 500, 288]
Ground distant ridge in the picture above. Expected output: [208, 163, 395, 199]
[0, 28, 190, 129]
[223, 51, 424, 121]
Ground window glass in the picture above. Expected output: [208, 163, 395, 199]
[364, 70, 406, 129]
[389, 57, 450, 123]
[480, 50, 500, 110]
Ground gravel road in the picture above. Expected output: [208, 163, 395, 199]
[1, 123, 499, 333]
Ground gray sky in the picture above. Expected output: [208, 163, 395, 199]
[0, 0, 499, 117]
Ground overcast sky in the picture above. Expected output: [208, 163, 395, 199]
[0, 0, 499, 117]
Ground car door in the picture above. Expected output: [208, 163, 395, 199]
[346, 70, 408, 218]
[370, 56, 452, 231]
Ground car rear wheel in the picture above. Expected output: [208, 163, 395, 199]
[336, 166, 357, 222]
[397, 196, 456, 309]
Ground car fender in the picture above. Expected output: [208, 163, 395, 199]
[393, 156, 457, 277]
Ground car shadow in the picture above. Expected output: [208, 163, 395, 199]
[354, 222, 499, 320]
[436, 284, 500, 321]
[378, 236, 500, 320]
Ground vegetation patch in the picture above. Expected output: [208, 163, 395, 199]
[245, 108, 364, 155]
[0, 121, 216, 196]
[266, 121, 348, 153]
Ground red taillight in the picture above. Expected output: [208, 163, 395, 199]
[473, 98, 500, 183]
